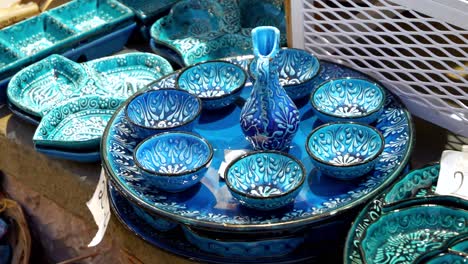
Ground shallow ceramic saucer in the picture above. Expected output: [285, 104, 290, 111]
[85, 52, 174, 98]
[33, 96, 124, 150]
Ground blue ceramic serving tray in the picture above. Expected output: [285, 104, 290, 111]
[344, 164, 468, 264]
[103, 58, 414, 232]
[150, 0, 286, 66]
[109, 184, 333, 264]
[33, 96, 124, 150]
[36, 147, 101, 163]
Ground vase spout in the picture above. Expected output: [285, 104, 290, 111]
[252, 26, 280, 58]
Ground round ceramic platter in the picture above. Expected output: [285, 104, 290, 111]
[109, 184, 327, 264]
[344, 164, 468, 264]
[102, 57, 414, 232]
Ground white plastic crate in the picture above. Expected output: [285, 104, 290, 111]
[289, 0, 468, 137]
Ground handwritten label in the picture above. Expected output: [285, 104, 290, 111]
[86, 170, 111, 247]
[435, 146, 468, 199]
[218, 149, 248, 179]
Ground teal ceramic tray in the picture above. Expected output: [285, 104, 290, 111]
[84, 52, 173, 98]
[47, 0, 133, 37]
[150, 0, 286, 66]
[0, 0, 134, 86]
[344, 164, 468, 264]
[33, 96, 124, 150]
[7, 53, 173, 118]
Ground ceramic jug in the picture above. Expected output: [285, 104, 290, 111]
[240, 26, 300, 151]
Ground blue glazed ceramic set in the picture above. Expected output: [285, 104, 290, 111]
[102, 26, 417, 262]
[0, 0, 137, 103]
[344, 164, 468, 264]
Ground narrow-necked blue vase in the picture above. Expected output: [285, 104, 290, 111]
[240, 26, 300, 151]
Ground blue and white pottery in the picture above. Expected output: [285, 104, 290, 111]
[413, 233, 468, 264]
[125, 88, 202, 138]
[133, 131, 213, 192]
[310, 78, 385, 124]
[240, 26, 300, 151]
[182, 225, 304, 257]
[224, 151, 305, 211]
[249, 48, 320, 100]
[33, 95, 123, 150]
[102, 58, 414, 232]
[7, 55, 89, 117]
[176, 61, 247, 110]
[360, 202, 468, 264]
[306, 122, 384, 180]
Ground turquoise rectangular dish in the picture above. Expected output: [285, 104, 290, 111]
[0, 15, 76, 57]
[47, 0, 133, 39]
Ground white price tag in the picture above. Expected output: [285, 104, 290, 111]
[86, 169, 111, 247]
[435, 146, 468, 199]
[218, 149, 248, 179]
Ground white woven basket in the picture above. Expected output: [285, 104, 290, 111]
[289, 0, 468, 136]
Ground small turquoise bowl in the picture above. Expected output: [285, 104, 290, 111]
[310, 78, 385, 124]
[177, 61, 247, 109]
[306, 122, 384, 180]
[224, 151, 306, 211]
[249, 48, 321, 100]
[133, 131, 213, 192]
[125, 88, 202, 138]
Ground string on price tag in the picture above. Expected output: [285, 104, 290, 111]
[435, 146, 468, 199]
[86, 170, 111, 247]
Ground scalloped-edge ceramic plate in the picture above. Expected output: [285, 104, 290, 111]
[102, 58, 414, 232]
[344, 164, 468, 264]
[35, 146, 101, 163]
[33, 96, 124, 150]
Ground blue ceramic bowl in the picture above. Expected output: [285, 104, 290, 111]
[177, 61, 247, 109]
[306, 122, 384, 180]
[224, 151, 306, 211]
[310, 78, 385, 124]
[249, 48, 320, 100]
[133, 131, 213, 192]
[125, 89, 202, 138]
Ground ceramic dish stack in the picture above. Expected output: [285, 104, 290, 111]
[7, 52, 174, 162]
[0, 0, 137, 103]
[103, 51, 415, 262]
[150, 0, 286, 67]
[344, 164, 468, 264]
